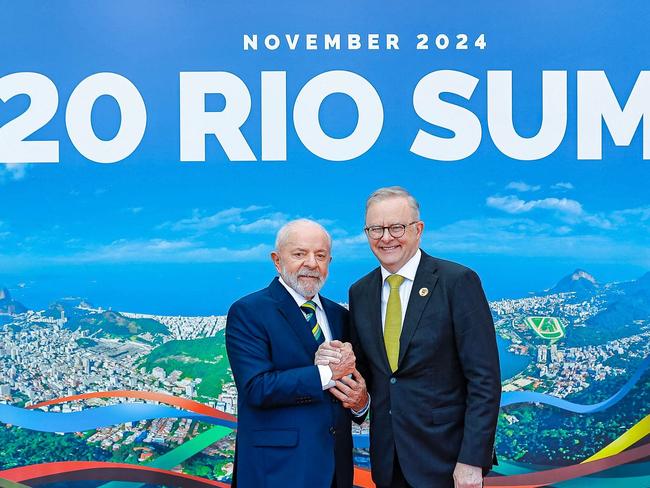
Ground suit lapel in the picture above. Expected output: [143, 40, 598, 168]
[366, 268, 392, 373]
[269, 277, 319, 357]
[321, 298, 341, 340]
[398, 252, 438, 368]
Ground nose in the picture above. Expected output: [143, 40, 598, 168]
[380, 229, 394, 243]
[304, 253, 318, 268]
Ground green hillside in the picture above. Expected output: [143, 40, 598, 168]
[77, 311, 167, 338]
[140, 332, 231, 399]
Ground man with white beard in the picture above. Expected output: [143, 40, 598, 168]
[226, 219, 368, 488]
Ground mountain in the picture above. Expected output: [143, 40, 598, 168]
[636, 271, 650, 291]
[77, 311, 167, 338]
[588, 271, 650, 328]
[0, 287, 27, 314]
[140, 333, 230, 398]
[564, 271, 650, 345]
[46, 297, 96, 321]
[548, 269, 599, 296]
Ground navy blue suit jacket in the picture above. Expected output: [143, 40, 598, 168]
[226, 277, 353, 488]
[349, 252, 501, 487]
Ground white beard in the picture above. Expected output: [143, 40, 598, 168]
[281, 265, 325, 298]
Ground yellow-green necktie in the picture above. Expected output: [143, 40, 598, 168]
[384, 274, 405, 372]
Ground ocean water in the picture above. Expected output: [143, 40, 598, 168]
[2, 256, 646, 316]
[497, 335, 531, 380]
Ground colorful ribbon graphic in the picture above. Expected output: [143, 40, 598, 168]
[1, 352, 647, 488]
[1, 403, 233, 432]
[500, 355, 650, 413]
[0, 461, 230, 487]
[483, 443, 650, 487]
[27, 389, 237, 421]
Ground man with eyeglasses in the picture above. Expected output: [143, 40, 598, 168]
[226, 219, 367, 488]
[318, 187, 501, 488]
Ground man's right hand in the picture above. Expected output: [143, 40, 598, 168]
[315, 340, 356, 380]
[315, 340, 344, 365]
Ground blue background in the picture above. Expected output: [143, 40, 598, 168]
[1, 1, 649, 314]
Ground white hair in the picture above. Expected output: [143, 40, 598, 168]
[365, 186, 420, 220]
[275, 219, 332, 251]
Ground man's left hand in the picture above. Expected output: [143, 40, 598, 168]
[453, 462, 483, 488]
[329, 369, 368, 411]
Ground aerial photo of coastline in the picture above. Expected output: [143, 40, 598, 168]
[1, 268, 649, 483]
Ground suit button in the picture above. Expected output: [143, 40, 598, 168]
[329, 427, 336, 436]
[389, 409, 392, 415]
[331, 397, 338, 403]
[390, 377, 397, 384]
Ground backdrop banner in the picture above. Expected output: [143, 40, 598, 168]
[1, 2, 649, 487]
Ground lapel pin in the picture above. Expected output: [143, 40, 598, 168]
[419, 287, 429, 297]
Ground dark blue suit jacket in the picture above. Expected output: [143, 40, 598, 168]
[349, 251, 501, 487]
[226, 277, 353, 488]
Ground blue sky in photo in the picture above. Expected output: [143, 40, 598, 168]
[1, 1, 649, 314]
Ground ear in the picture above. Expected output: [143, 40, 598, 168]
[271, 251, 282, 274]
[415, 220, 424, 238]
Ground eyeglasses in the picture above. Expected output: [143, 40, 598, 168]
[364, 221, 419, 240]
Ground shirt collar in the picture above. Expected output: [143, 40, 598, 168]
[380, 248, 421, 284]
[278, 276, 324, 310]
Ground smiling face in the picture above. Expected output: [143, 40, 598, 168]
[271, 221, 331, 299]
[365, 196, 424, 273]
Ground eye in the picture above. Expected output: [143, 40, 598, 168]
[293, 252, 304, 258]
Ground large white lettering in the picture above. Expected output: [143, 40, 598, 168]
[578, 71, 650, 160]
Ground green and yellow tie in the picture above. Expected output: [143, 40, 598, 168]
[301, 300, 324, 344]
[384, 274, 405, 372]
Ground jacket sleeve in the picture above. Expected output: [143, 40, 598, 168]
[451, 269, 501, 469]
[348, 287, 371, 424]
[226, 300, 324, 409]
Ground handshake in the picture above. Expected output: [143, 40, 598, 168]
[315, 340, 369, 412]
[315, 339, 356, 379]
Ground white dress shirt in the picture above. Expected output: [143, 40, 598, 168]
[380, 249, 422, 329]
[278, 276, 335, 389]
